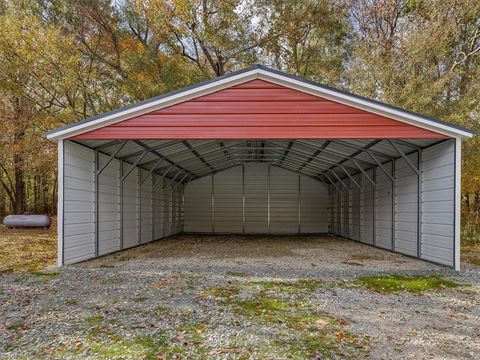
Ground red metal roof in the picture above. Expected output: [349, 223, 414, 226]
[71, 79, 448, 140]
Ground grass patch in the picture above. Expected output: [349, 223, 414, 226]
[99, 264, 115, 268]
[84, 314, 104, 326]
[215, 281, 367, 358]
[207, 285, 241, 298]
[30, 269, 61, 276]
[252, 278, 323, 294]
[84, 332, 187, 359]
[226, 271, 249, 277]
[0, 223, 56, 272]
[354, 274, 460, 294]
[132, 295, 148, 303]
[233, 297, 288, 318]
[229, 294, 365, 358]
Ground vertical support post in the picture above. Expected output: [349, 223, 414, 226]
[242, 165, 245, 233]
[57, 140, 64, 266]
[182, 186, 185, 231]
[138, 168, 141, 245]
[346, 180, 350, 239]
[95, 150, 99, 257]
[211, 174, 215, 233]
[391, 160, 395, 251]
[372, 167, 376, 246]
[417, 150, 422, 259]
[358, 174, 365, 242]
[267, 165, 271, 233]
[454, 139, 461, 271]
[120, 160, 123, 250]
[298, 174, 301, 233]
[151, 173, 155, 241]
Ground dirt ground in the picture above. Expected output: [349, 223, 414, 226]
[1, 234, 480, 359]
[82, 233, 444, 278]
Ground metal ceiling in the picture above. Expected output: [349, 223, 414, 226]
[74, 138, 445, 186]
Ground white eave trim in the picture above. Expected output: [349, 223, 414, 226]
[46, 68, 473, 140]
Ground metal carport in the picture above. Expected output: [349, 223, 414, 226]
[45, 65, 473, 270]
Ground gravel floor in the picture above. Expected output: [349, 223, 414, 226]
[1, 234, 479, 359]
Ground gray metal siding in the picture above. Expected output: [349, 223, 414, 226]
[214, 167, 243, 233]
[421, 140, 455, 266]
[184, 164, 328, 234]
[335, 190, 341, 235]
[360, 169, 374, 245]
[270, 166, 299, 233]
[300, 176, 329, 233]
[163, 186, 172, 236]
[327, 139, 456, 268]
[394, 153, 418, 256]
[341, 181, 349, 238]
[153, 175, 164, 239]
[97, 153, 120, 256]
[350, 174, 361, 241]
[184, 176, 212, 232]
[122, 164, 138, 248]
[62, 141, 183, 265]
[244, 164, 269, 233]
[63, 142, 95, 264]
[139, 168, 153, 244]
[375, 162, 393, 250]
[328, 186, 334, 233]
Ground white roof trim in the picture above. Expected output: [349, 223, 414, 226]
[46, 67, 473, 140]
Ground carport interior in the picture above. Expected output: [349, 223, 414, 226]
[63, 137, 456, 268]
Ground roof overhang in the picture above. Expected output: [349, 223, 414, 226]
[45, 65, 474, 140]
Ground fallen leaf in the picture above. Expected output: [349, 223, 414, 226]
[334, 331, 345, 343]
[315, 318, 328, 326]
[174, 332, 187, 341]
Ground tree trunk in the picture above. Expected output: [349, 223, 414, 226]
[13, 151, 25, 214]
[12, 97, 26, 214]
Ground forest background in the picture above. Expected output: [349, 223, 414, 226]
[0, 0, 479, 242]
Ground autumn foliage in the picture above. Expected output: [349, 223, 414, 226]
[0, 1, 478, 238]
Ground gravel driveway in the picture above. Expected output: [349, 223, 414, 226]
[1, 234, 479, 359]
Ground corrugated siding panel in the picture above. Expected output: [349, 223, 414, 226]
[176, 189, 184, 233]
[171, 187, 182, 234]
[421, 140, 455, 266]
[184, 164, 328, 233]
[63, 142, 95, 264]
[335, 190, 341, 235]
[328, 187, 334, 233]
[163, 186, 172, 236]
[270, 167, 299, 233]
[98, 153, 120, 256]
[72, 80, 447, 140]
[122, 164, 138, 248]
[244, 164, 268, 233]
[375, 162, 393, 250]
[350, 174, 361, 241]
[360, 169, 374, 245]
[171, 187, 177, 235]
[300, 176, 329, 233]
[139, 168, 153, 244]
[341, 181, 349, 238]
[214, 167, 243, 232]
[153, 175, 164, 239]
[395, 153, 418, 256]
[184, 176, 212, 232]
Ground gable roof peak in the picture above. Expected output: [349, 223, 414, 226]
[45, 64, 473, 140]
